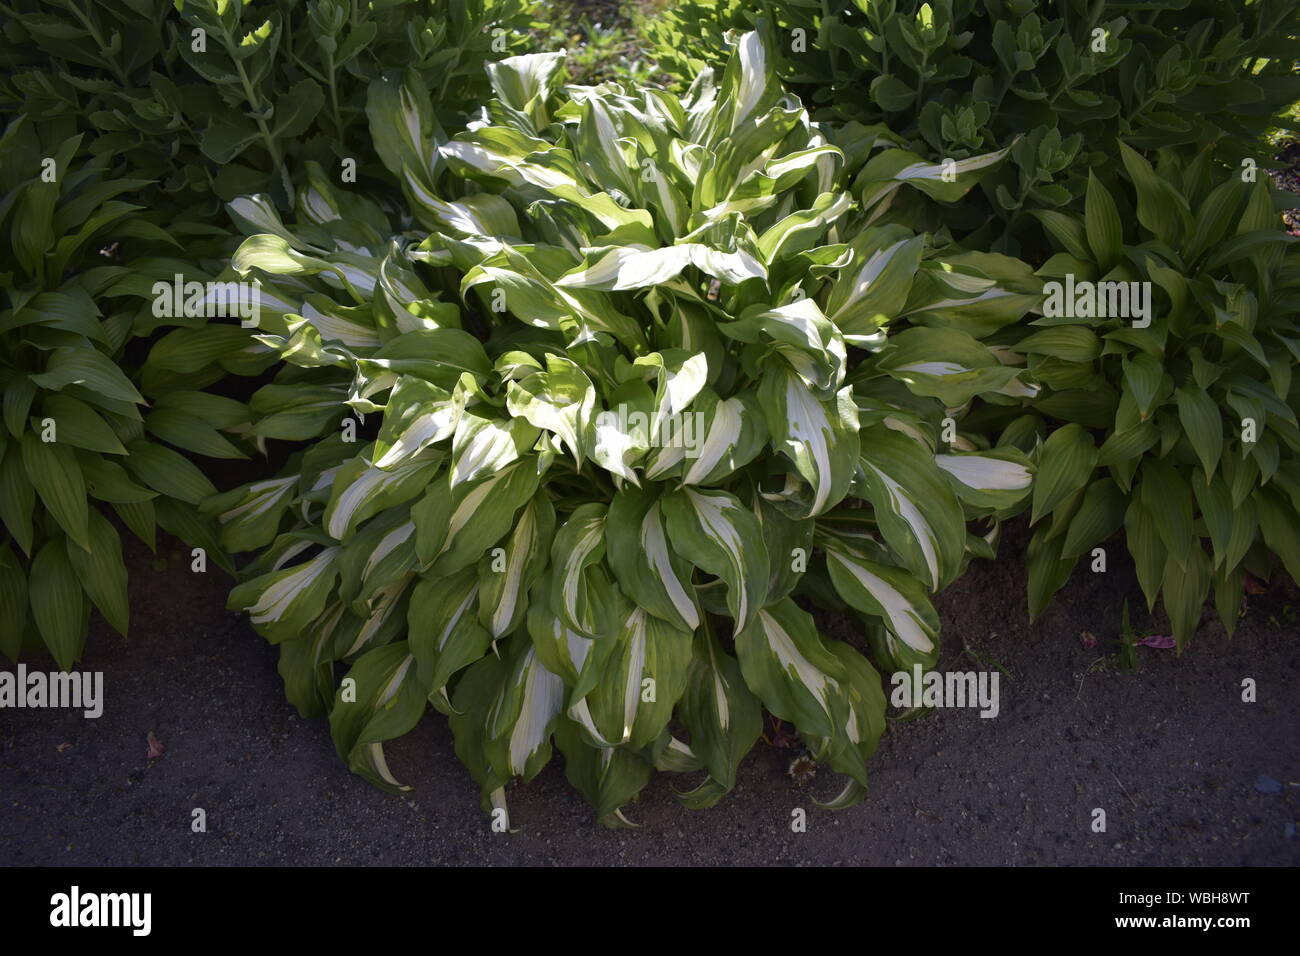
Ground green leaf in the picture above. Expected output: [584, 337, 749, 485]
[329, 642, 428, 792]
[30, 347, 143, 405]
[1174, 386, 1223, 478]
[757, 371, 859, 517]
[1161, 545, 1210, 651]
[1122, 352, 1164, 420]
[65, 510, 129, 637]
[40, 395, 127, 454]
[856, 429, 967, 591]
[676, 631, 763, 804]
[1084, 171, 1123, 271]
[1117, 141, 1189, 246]
[1060, 478, 1127, 559]
[29, 538, 87, 670]
[734, 597, 846, 739]
[476, 492, 554, 640]
[1027, 525, 1075, 620]
[0, 544, 29, 661]
[1138, 458, 1193, 569]
[1124, 500, 1168, 612]
[606, 486, 700, 633]
[123, 440, 218, 506]
[824, 542, 939, 668]
[1031, 424, 1097, 523]
[661, 486, 769, 630]
[21, 434, 90, 550]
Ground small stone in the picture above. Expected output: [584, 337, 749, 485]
[1255, 775, 1283, 794]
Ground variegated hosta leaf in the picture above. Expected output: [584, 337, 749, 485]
[875, 326, 1031, 405]
[335, 574, 413, 659]
[203, 476, 297, 553]
[590, 379, 654, 484]
[825, 228, 925, 342]
[753, 493, 815, 603]
[823, 542, 940, 671]
[440, 126, 584, 193]
[856, 427, 967, 591]
[296, 296, 381, 349]
[504, 354, 596, 465]
[661, 486, 769, 630]
[276, 623, 338, 719]
[460, 248, 647, 350]
[485, 51, 568, 132]
[757, 191, 853, 264]
[408, 566, 492, 702]
[371, 376, 465, 469]
[353, 328, 492, 393]
[448, 653, 512, 810]
[483, 640, 567, 782]
[574, 93, 637, 195]
[227, 545, 340, 644]
[858, 145, 1012, 221]
[680, 388, 767, 486]
[902, 259, 1041, 338]
[733, 597, 847, 740]
[336, 508, 417, 611]
[676, 630, 763, 808]
[554, 244, 693, 291]
[323, 451, 442, 543]
[329, 641, 429, 792]
[366, 71, 445, 223]
[605, 485, 700, 633]
[935, 449, 1035, 511]
[803, 641, 887, 809]
[422, 192, 521, 240]
[526, 584, 621, 705]
[567, 606, 692, 749]
[450, 409, 540, 487]
[477, 492, 555, 640]
[704, 27, 783, 144]
[414, 461, 540, 577]
[636, 349, 709, 444]
[757, 367, 860, 517]
[725, 297, 846, 393]
[548, 503, 619, 639]
[554, 716, 654, 826]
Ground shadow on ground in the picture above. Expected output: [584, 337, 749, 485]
[1, 523, 1297, 866]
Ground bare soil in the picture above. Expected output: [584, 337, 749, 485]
[1, 520, 1296, 866]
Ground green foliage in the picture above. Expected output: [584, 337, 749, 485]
[218, 33, 1034, 822]
[0, 0, 541, 668]
[0, 0, 541, 215]
[999, 147, 1300, 647]
[0, 117, 250, 667]
[644, 0, 1300, 250]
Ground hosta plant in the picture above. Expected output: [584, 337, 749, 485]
[218, 32, 1036, 824]
[0, 118, 250, 667]
[644, 0, 1300, 251]
[993, 144, 1300, 647]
